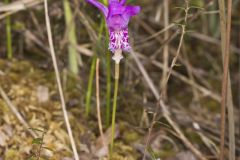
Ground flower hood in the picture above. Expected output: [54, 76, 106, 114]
[86, 0, 140, 55]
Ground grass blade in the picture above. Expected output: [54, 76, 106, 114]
[63, 0, 80, 75]
[85, 56, 97, 116]
[5, 0, 12, 59]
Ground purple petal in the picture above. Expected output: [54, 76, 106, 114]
[107, 14, 129, 30]
[108, 3, 126, 16]
[125, 6, 141, 16]
[109, 28, 131, 53]
[86, 0, 108, 17]
[108, 0, 119, 4]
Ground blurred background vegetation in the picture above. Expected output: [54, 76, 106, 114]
[0, 0, 239, 159]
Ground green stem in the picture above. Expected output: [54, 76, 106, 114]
[5, 0, 12, 59]
[63, 0, 79, 75]
[102, 0, 108, 5]
[85, 17, 105, 117]
[85, 56, 97, 116]
[106, 50, 111, 126]
[36, 130, 46, 160]
[103, 13, 111, 126]
[110, 62, 120, 157]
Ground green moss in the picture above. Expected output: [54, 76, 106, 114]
[201, 98, 219, 113]
[123, 131, 140, 143]
[155, 150, 176, 159]
[111, 142, 140, 160]
[185, 129, 203, 145]
[5, 149, 20, 160]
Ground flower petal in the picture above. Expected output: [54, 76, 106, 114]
[108, 0, 119, 4]
[86, 0, 108, 17]
[109, 28, 131, 53]
[108, 2, 126, 16]
[125, 6, 141, 16]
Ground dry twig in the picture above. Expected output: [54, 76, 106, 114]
[219, 0, 234, 159]
[95, 58, 108, 156]
[43, 0, 79, 159]
[161, 0, 169, 98]
[0, 85, 37, 138]
[0, 0, 43, 20]
[139, 53, 221, 101]
[131, 49, 206, 160]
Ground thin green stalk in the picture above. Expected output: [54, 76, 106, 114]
[209, 2, 218, 37]
[102, 0, 108, 5]
[85, 19, 105, 117]
[85, 56, 97, 116]
[110, 61, 120, 157]
[101, 0, 111, 126]
[106, 41, 111, 127]
[63, 0, 79, 75]
[5, 0, 12, 59]
[36, 130, 46, 160]
[95, 0, 111, 127]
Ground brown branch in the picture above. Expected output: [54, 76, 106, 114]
[43, 0, 79, 159]
[220, 0, 233, 159]
[95, 58, 108, 156]
[0, 85, 37, 138]
[131, 49, 207, 160]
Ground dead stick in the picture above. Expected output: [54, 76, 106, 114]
[131, 50, 207, 160]
[220, 0, 233, 159]
[43, 0, 79, 159]
[95, 58, 107, 154]
[0, 85, 37, 138]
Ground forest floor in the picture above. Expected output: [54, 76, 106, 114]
[0, 58, 239, 160]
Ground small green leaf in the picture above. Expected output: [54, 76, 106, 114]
[189, 6, 205, 10]
[189, 0, 204, 8]
[29, 128, 45, 133]
[43, 146, 54, 152]
[174, 7, 186, 11]
[155, 121, 172, 129]
[174, 63, 182, 67]
[27, 156, 35, 160]
[147, 146, 157, 160]
[32, 138, 43, 145]
[127, 0, 137, 3]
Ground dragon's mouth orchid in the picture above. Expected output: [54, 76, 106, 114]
[86, 0, 140, 63]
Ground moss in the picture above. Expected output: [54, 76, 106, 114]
[111, 142, 140, 160]
[123, 131, 140, 143]
[5, 149, 20, 160]
[185, 129, 203, 145]
[201, 98, 219, 113]
[155, 150, 176, 159]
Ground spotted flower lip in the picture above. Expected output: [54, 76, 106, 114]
[86, 0, 140, 53]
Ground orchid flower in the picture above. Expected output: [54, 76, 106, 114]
[86, 0, 140, 62]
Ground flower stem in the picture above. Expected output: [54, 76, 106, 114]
[110, 59, 120, 157]
[5, 0, 12, 59]
[104, 14, 111, 126]
[106, 51, 111, 126]
[85, 56, 97, 116]
[85, 19, 104, 117]
[63, 0, 80, 75]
